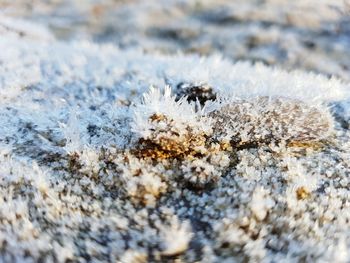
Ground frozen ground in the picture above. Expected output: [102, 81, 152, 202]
[2, 0, 350, 80]
[1, 1, 350, 263]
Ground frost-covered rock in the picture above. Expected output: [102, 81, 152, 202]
[210, 96, 334, 146]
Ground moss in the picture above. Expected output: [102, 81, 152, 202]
[133, 114, 208, 160]
[67, 152, 82, 172]
[296, 186, 311, 200]
[287, 141, 324, 150]
[287, 140, 326, 157]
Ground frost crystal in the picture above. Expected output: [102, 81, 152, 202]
[160, 218, 193, 256]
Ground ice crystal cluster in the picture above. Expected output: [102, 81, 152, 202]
[1, 15, 350, 263]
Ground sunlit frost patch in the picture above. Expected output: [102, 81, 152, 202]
[1, 28, 350, 262]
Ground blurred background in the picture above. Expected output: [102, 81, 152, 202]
[1, 0, 350, 81]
